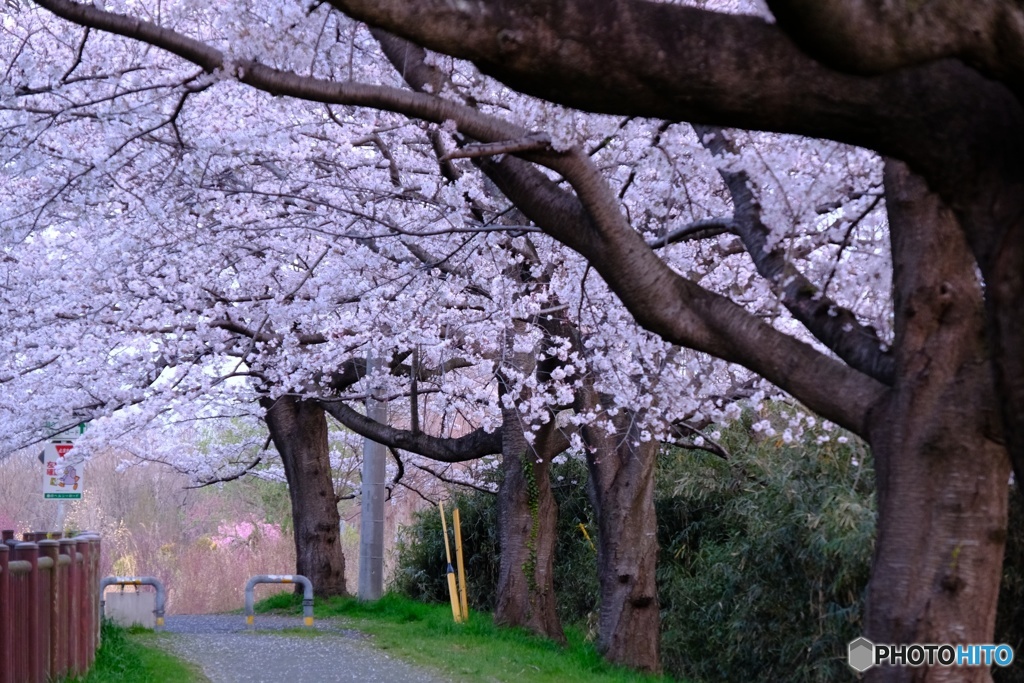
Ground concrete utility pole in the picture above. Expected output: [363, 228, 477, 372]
[358, 353, 386, 601]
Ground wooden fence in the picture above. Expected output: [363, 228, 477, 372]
[0, 531, 102, 683]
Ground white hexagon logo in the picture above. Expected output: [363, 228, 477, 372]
[848, 637, 875, 672]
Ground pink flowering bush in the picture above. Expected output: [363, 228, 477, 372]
[211, 519, 282, 549]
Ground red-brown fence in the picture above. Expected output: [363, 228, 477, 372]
[0, 530, 102, 683]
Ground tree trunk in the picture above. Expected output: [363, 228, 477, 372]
[578, 382, 661, 673]
[863, 162, 1009, 682]
[262, 396, 348, 598]
[494, 323, 564, 642]
[986, 205, 1024, 513]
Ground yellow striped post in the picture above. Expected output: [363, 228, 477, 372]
[438, 502, 464, 623]
[453, 508, 469, 620]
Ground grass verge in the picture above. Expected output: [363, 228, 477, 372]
[255, 592, 678, 683]
[65, 621, 206, 683]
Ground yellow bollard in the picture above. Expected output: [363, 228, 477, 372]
[439, 502, 464, 623]
[578, 523, 596, 552]
[453, 508, 469, 620]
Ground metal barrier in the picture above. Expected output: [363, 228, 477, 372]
[244, 574, 314, 628]
[0, 531, 101, 683]
[100, 576, 167, 630]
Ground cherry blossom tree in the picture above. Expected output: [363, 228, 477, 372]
[1, 1, 982, 679]
[303, 8, 1016, 682]
[317, 0, 1024, 480]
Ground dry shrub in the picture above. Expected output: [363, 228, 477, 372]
[165, 530, 296, 613]
[0, 445, 297, 614]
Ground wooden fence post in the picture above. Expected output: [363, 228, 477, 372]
[16, 543, 42, 683]
[39, 540, 61, 679]
[0, 543, 10, 683]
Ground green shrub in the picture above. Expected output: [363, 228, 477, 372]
[392, 459, 598, 625]
[655, 416, 875, 683]
[66, 620, 198, 682]
[392, 486, 502, 612]
[551, 460, 601, 625]
[393, 414, 1024, 683]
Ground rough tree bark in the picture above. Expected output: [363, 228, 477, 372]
[320, 351, 566, 640]
[862, 162, 1009, 683]
[577, 380, 661, 673]
[321, 361, 566, 641]
[262, 395, 348, 598]
[494, 322, 564, 642]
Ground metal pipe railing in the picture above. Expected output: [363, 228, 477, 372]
[244, 575, 314, 628]
[99, 576, 167, 630]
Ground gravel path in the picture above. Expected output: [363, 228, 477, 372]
[156, 615, 450, 683]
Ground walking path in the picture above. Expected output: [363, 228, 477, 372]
[158, 615, 449, 683]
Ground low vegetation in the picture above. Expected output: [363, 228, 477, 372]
[257, 592, 669, 683]
[65, 621, 204, 683]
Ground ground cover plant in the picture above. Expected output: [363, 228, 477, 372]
[256, 592, 670, 683]
[65, 621, 205, 683]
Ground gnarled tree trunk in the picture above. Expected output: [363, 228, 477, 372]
[262, 395, 347, 598]
[578, 381, 661, 673]
[494, 323, 564, 642]
[863, 162, 1009, 682]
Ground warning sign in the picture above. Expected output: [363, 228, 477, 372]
[43, 441, 83, 499]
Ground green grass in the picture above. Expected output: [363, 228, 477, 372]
[255, 592, 680, 683]
[65, 621, 207, 683]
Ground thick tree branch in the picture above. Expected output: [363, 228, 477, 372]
[373, 30, 888, 436]
[764, 0, 1024, 94]
[440, 133, 552, 161]
[694, 124, 895, 385]
[647, 217, 735, 249]
[409, 348, 419, 435]
[322, 399, 501, 462]
[386, 447, 405, 499]
[325, 0, 1018, 191]
[476, 152, 886, 436]
[668, 423, 729, 460]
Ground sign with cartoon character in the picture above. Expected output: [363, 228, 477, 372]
[43, 440, 83, 499]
